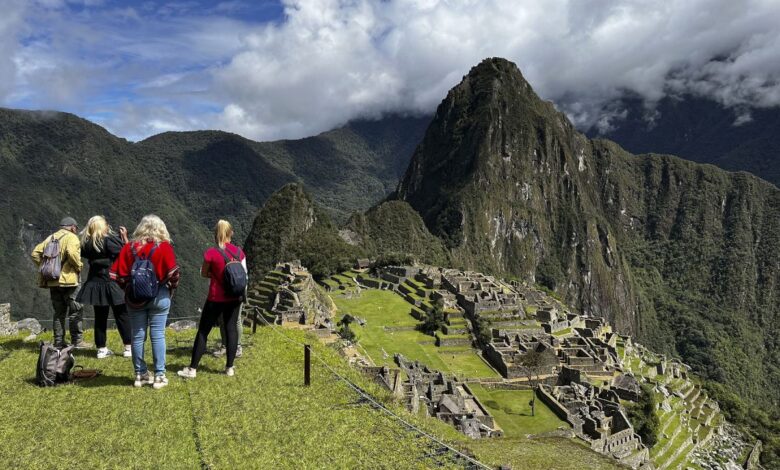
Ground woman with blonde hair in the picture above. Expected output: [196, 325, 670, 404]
[77, 216, 132, 358]
[178, 219, 246, 379]
[110, 214, 180, 389]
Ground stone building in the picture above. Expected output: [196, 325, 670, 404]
[393, 354, 503, 439]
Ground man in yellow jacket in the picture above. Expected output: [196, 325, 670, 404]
[31, 217, 90, 348]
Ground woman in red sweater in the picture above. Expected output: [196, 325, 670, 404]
[178, 219, 246, 379]
[110, 214, 180, 389]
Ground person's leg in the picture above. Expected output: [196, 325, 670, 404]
[50, 288, 67, 347]
[149, 289, 171, 377]
[190, 301, 220, 369]
[94, 305, 109, 349]
[236, 304, 243, 346]
[66, 287, 84, 344]
[222, 302, 240, 369]
[112, 304, 133, 346]
[128, 307, 149, 375]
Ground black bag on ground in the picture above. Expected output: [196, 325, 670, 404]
[219, 246, 247, 298]
[36, 342, 75, 387]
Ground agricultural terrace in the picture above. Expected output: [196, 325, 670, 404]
[332, 289, 499, 379]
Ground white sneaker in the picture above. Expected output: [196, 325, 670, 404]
[225, 367, 235, 377]
[212, 347, 226, 358]
[152, 375, 169, 390]
[236, 345, 243, 358]
[134, 372, 152, 388]
[96, 348, 114, 359]
[123, 345, 132, 358]
[177, 367, 197, 379]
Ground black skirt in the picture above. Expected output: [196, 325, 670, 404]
[77, 278, 125, 306]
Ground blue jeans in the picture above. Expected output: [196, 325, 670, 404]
[128, 287, 170, 376]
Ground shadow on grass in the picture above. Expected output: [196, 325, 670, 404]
[0, 338, 43, 353]
[22, 374, 132, 388]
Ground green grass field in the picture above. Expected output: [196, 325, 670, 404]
[333, 289, 498, 378]
[0, 326, 622, 470]
[469, 384, 569, 437]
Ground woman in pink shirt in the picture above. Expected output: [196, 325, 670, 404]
[178, 220, 246, 378]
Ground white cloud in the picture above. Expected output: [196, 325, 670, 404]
[214, 0, 780, 140]
[4, 0, 780, 140]
[0, 1, 24, 102]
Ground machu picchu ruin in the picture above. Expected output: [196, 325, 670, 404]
[240, 262, 750, 470]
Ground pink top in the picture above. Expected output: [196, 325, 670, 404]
[203, 243, 246, 302]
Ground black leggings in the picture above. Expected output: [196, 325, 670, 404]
[94, 304, 132, 348]
[190, 300, 241, 369]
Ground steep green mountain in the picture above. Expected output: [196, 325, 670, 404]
[0, 108, 428, 320]
[243, 183, 362, 279]
[394, 58, 779, 463]
[589, 94, 780, 187]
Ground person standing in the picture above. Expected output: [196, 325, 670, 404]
[78, 216, 133, 359]
[110, 215, 179, 389]
[178, 219, 246, 379]
[31, 217, 90, 349]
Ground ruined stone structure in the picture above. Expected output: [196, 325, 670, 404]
[538, 381, 651, 469]
[391, 354, 503, 439]
[258, 262, 334, 329]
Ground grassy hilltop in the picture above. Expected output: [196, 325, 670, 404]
[0, 328, 620, 470]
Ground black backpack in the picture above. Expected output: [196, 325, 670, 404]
[219, 246, 247, 298]
[129, 244, 159, 303]
[36, 342, 75, 387]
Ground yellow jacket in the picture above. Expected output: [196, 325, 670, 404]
[31, 229, 83, 287]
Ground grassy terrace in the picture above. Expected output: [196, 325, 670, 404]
[0, 327, 622, 470]
[469, 385, 569, 437]
[333, 289, 498, 378]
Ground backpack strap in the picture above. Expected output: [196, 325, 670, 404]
[218, 246, 240, 262]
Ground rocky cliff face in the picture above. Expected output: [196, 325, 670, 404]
[396, 58, 780, 408]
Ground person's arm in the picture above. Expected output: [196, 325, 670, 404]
[160, 243, 181, 289]
[201, 260, 210, 278]
[64, 234, 83, 273]
[31, 238, 47, 266]
[110, 244, 131, 288]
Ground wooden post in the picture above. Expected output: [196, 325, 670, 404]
[304, 344, 311, 386]
[252, 309, 258, 334]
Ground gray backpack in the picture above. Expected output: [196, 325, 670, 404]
[36, 342, 75, 387]
[39, 234, 64, 282]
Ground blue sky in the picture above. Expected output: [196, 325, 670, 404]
[3, 0, 780, 141]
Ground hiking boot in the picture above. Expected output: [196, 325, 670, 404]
[123, 345, 132, 358]
[225, 367, 235, 377]
[74, 340, 93, 350]
[134, 372, 152, 388]
[236, 345, 243, 358]
[212, 347, 226, 358]
[152, 375, 169, 390]
[177, 367, 197, 379]
[96, 348, 114, 359]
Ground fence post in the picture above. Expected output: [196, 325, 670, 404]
[252, 309, 258, 334]
[304, 344, 311, 386]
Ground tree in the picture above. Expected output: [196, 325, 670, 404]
[338, 314, 357, 343]
[416, 299, 446, 336]
[625, 383, 660, 447]
[516, 347, 555, 417]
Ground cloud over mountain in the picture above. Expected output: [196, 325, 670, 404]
[4, 0, 780, 140]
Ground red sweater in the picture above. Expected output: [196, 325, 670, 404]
[110, 241, 180, 289]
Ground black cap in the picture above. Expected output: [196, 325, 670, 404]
[59, 217, 78, 228]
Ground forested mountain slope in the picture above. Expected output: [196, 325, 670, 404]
[0, 108, 428, 319]
[394, 59, 779, 456]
